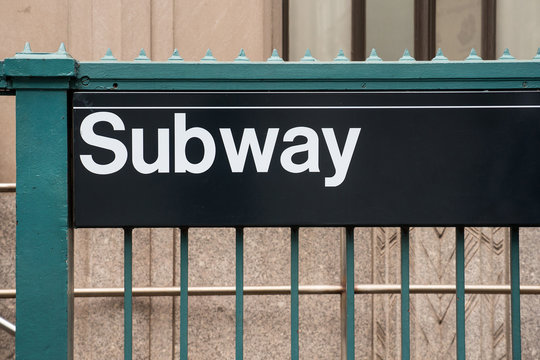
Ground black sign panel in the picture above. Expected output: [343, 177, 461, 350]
[73, 91, 540, 227]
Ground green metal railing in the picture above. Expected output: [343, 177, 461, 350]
[2, 43, 540, 359]
[114, 226, 524, 360]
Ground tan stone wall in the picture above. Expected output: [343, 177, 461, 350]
[1, 1, 540, 359]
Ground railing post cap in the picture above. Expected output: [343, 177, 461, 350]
[3, 42, 76, 80]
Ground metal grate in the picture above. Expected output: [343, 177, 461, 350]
[109, 225, 520, 360]
[0, 198, 532, 358]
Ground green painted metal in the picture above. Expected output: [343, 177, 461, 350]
[235, 49, 250, 62]
[366, 48, 382, 62]
[180, 228, 189, 360]
[70, 61, 540, 91]
[333, 49, 349, 62]
[432, 48, 449, 62]
[16, 88, 74, 360]
[10, 43, 75, 360]
[168, 49, 184, 62]
[456, 227, 466, 360]
[267, 49, 284, 62]
[5, 45, 539, 360]
[101, 48, 117, 61]
[399, 49, 415, 62]
[465, 48, 482, 61]
[510, 227, 522, 360]
[124, 228, 133, 360]
[500, 48, 516, 61]
[134, 49, 150, 62]
[4, 44, 76, 78]
[345, 226, 355, 359]
[400, 227, 410, 360]
[291, 227, 299, 360]
[300, 49, 316, 62]
[236, 227, 244, 360]
[0, 61, 7, 90]
[201, 49, 217, 62]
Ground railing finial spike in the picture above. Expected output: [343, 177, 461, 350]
[101, 48, 117, 61]
[168, 48, 184, 61]
[201, 48, 216, 62]
[366, 48, 382, 62]
[301, 48, 316, 61]
[465, 48, 482, 61]
[267, 49, 284, 62]
[499, 48, 515, 60]
[235, 48, 250, 62]
[399, 48, 415, 62]
[23, 42, 32, 53]
[135, 48, 150, 61]
[57, 42, 67, 54]
[432, 48, 449, 61]
[534, 47, 540, 60]
[333, 49, 349, 62]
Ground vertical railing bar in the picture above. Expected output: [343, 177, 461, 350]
[180, 227, 189, 360]
[456, 226, 466, 360]
[291, 226, 299, 360]
[400, 227, 410, 360]
[510, 226, 522, 360]
[124, 227, 133, 360]
[236, 227, 244, 360]
[339, 228, 347, 359]
[345, 226, 355, 359]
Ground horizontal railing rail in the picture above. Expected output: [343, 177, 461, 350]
[1, 284, 540, 298]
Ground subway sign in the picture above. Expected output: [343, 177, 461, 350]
[72, 91, 540, 227]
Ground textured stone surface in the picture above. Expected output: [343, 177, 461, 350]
[0, 98, 15, 184]
[0, 194, 15, 360]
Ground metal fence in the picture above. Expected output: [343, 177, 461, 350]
[1, 44, 540, 359]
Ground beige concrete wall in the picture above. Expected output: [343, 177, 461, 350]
[365, 0, 414, 61]
[435, 0, 482, 60]
[289, 0, 351, 61]
[496, 0, 540, 60]
[2, 1, 540, 359]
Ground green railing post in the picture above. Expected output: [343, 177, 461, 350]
[180, 227, 189, 360]
[400, 227, 410, 360]
[345, 227, 355, 359]
[291, 227, 300, 360]
[456, 227, 466, 360]
[4, 44, 76, 360]
[236, 227, 244, 360]
[124, 228, 133, 360]
[510, 227, 522, 360]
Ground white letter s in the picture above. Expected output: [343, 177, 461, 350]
[79, 112, 128, 175]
